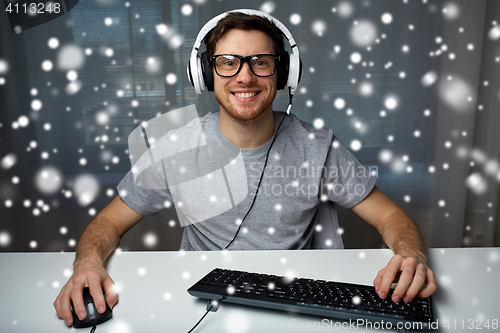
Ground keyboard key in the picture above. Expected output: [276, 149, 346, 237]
[389, 314, 405, 320]
[334, 307, 349, 312]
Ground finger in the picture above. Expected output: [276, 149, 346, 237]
[88, 278, 107, 314]
[373, 268, 385, 293]
[59, 285, 76, 326]
[54, 285, 65, 318]
[378, 255, 404, 299]
[416, 268, 438, 299]
[102, 277, 118, 309]
[402, 263, 426, 303]
[70, 285, 87, 322]
[374, 269, 401, 293]
[391, 257, 417, 303]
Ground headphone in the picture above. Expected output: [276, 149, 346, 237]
[187, 9, 302, 96]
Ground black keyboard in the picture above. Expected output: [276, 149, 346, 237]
[187, 268, 435, 330]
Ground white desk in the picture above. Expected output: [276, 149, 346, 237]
[0, 248, 498, 332]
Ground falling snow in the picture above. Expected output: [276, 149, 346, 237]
[181, 5, 192, 16]
[0, 0, 497, 265]
[0, 59, 8, 74]
[311, 20, 327, 37]
[290, 14, 301, 25]
[57, 44, 85, 70]
[0, 232, 11, 246]
[260, 1, 275, 14]
[337, 1, 354, 18]
[350, 20, 377, 47]
[334, 98, 346, 109]
[144, 233, 158, 247]
[166, 73, 177, 85]
[381, 13, 393, 25]
[384, 96, 398, 110]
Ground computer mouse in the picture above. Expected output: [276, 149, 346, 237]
[71, 288, 113, 328]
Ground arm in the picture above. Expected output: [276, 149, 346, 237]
[351, 186, 437, 303]
[53, 195, 144, 326]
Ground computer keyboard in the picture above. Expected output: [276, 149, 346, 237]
[187, 268, 435, 330]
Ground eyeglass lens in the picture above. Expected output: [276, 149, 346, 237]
[214, 55, 276, 77]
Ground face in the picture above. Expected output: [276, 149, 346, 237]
[213, 29, 278, 122]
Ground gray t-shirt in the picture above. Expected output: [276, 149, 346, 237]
[117, 110, 376, 251]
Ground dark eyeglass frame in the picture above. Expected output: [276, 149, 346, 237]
[211, 54, 280, 78]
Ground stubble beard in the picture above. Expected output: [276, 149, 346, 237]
[214, 87, 277, 122]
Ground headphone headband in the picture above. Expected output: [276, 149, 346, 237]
[187, 9, 301, 95]
[192, 9, 297, 53]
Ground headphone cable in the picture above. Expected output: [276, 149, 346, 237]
[224, 88, 294, 250]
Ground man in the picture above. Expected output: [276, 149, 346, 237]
[54, 11, 437, 327]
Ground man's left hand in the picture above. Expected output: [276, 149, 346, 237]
[373, 254, 437, 303]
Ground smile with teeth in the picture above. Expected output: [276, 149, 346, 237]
[232, 92, 260, 98]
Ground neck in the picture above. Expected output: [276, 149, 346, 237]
[218, 108, 276, 149]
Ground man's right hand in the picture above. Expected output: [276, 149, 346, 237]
[54, 196, 144, 327]
[53, 262, 118, 327]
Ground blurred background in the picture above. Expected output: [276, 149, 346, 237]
[0, 0, 499, 252]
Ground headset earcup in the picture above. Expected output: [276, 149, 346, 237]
[201, 52, 214, 92]
[298, 57, 303, 85]
[187, 60, 195, 87]
[277, 51, 289, 90]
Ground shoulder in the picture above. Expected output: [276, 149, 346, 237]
[165, 110, 217, 135]
[277, 111, 334, 143]
[151, 111, 218, 154]
[167, 110, 217, 132]
[199, 110, 218, 126]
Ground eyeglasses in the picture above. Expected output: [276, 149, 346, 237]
[211, 54, 279, 78]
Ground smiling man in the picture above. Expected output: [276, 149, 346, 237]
[54, 10, 436, 327]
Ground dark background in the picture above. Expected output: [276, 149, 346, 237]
[0, 0, 499, 252]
